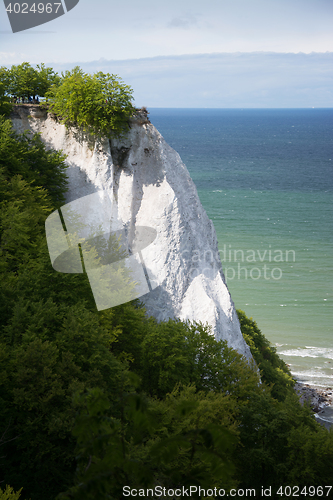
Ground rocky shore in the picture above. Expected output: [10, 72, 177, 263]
[295, 382, 333, 430]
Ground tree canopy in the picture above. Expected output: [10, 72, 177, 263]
[0, 82, 12, 116]
[45, 66, 136, 138]
[0, 63, 136, 138]
[0, 62, 59, 100]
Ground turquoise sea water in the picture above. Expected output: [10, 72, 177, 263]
[149, 108, 333, 388]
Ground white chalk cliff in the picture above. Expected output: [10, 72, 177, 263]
[11, 105, 253, 362]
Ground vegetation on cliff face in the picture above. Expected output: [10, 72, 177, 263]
[0, 62, 136, 138]
[237, 309, 295, 401]
[45, 67, 136, 138]
[0, 116, 333, 500]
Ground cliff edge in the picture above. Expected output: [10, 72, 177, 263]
[10, 105, 253, 362]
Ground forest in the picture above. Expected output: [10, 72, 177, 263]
[0, 64, 333, 500]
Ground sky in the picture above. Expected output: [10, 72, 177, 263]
[1, 0, 333, 107]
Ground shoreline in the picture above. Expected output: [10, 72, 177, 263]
[294, 381, 333, 430]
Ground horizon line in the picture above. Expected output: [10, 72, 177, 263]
[43, 50, 333, 66]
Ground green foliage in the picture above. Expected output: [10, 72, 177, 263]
[0, 82, 12, 116]
[144, 385, 238, 490]
[237, 309, 294, 400]
[100, 306, 260, 401]
[1, 114, 333, 499]
[0, 118, 69, 330]
[57, 386, 238, 500]
[0, 62, 59, 99]
[0, 301, 131, 498]
[0, 116, 68, 208]
[286, 422, 333, 485]
[0, 486, 23, 500]
[45, 67, 136, 138]
[0, 67, 11, 90]
[138, 319, 260, 400]
[0, 120, 113, 498]
[235, 389, 333, 491]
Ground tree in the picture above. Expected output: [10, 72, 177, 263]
[2, 107, 333, 499]
[102, 310, 260, 401]
[56, 386, 238, 500]
[45, 67, 136, 137]
[234, 389, 333, 491]
[0, 116, 68, 208]
[0, 117, 140, 499]
[237, 309, 294, 401]
[0, 67, 11, 95]
[0, 62, 59, 100]
[0, 67, 12, 114]
[0, 83, 12, 116]
[9, 63, 38, 99]
[35, 63, 60, 97]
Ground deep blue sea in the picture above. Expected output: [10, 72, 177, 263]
[148, 108, 333, 388]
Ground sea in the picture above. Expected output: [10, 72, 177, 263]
[148, 108, 333, 390]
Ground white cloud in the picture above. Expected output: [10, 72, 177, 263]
[0, 51, 27, 64]
[0, 0, 332, 63]
[47, 52, 333, 108]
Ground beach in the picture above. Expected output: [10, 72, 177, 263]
[295, 382, 333, 430]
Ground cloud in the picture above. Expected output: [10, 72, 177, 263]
[0, 51, 27, 64]
[167, 13, 198, 29]
[25, 52, 332, 108]
[1, 0, 332, 62]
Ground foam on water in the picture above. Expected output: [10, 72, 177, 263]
[149, 108, 333, 389]
[276, 345, 333, 387]
[278, 346, 333, 360]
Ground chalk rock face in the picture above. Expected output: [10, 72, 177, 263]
[11, 106, 253, 361]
